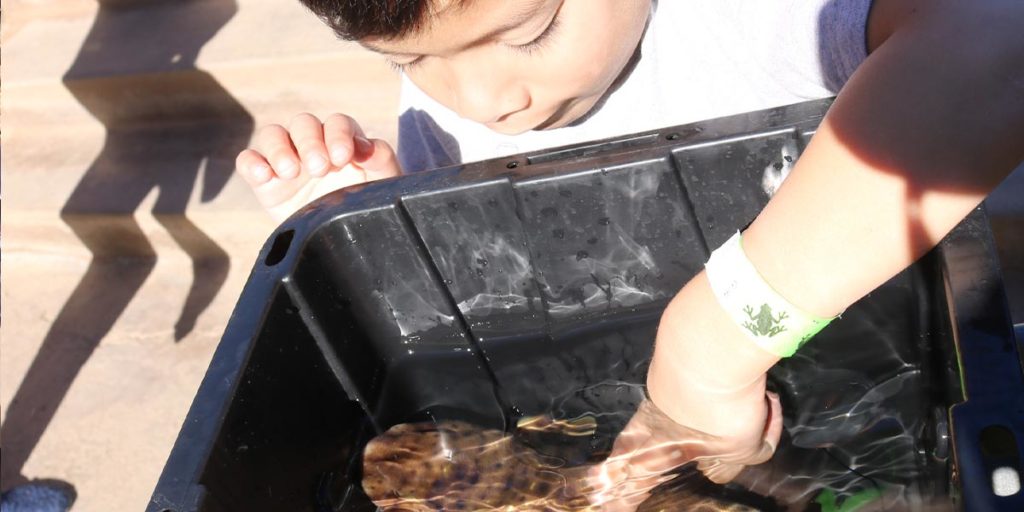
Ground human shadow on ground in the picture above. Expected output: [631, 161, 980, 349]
[1, 0, 253, 489]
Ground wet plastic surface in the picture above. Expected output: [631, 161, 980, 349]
[148, 99, 1024, 511]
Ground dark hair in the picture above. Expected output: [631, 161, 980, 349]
[300, 0, 459, 41]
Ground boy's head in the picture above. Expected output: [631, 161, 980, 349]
[302, 0, 652, 134]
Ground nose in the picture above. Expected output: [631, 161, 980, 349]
[450, 62, 530, 125]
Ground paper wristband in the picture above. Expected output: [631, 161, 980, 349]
[704, 231, 834, 357]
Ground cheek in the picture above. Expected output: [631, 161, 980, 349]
[404, 63, 460, 112]
[534, 0, 650, 98]
[586, 0, 650, 69]
[530, 55, 606, 100]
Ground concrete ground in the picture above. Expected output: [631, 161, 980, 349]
[1, 1, 1021, 511]
[1, 0, 399, 509]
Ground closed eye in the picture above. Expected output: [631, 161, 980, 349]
[387, 56, 425, 72]
[510, 12, 561, 55]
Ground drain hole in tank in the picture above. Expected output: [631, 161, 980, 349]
[265, 229, 295, 266]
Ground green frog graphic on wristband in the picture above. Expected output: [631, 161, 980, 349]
[742, 303, 789, 337]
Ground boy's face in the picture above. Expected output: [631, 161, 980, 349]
[364, 0, 652, 135]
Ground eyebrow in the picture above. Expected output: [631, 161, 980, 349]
[362, 0, 551, 57]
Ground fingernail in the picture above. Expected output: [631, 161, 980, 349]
[330, 145, 350, 164]
[306, 153, 328, 173]
[253, 164, 271, 181]
[354, 136, 373, 156]
[278, 159, 298, 178]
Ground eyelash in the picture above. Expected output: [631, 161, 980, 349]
[511, 16, 561, 55]
[388, 57, 423, 72]
[387, 12, 561, 71]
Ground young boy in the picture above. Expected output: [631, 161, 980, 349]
[235, 0, 1024, 504]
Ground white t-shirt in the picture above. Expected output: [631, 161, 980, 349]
[397, 0, 873, 172]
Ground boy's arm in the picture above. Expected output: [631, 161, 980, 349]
[647, 0, 1024, 448]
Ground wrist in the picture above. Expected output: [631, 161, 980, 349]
[652, 271, 780, 388]
[742, 223, 848, 319]
[646, 271, 779, 431]
[647, 364, 769, 439]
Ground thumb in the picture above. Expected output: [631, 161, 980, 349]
[734, 391, 784, 466]
[352, 136, 402, 179]
[762, 391, 784, 456]
[697, 392, 784, 484]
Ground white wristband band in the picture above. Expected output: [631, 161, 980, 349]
[705, 231, 833, 357]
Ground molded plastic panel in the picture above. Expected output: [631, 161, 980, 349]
[148, 99, 1023, 512]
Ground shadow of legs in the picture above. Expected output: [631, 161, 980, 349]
[155, 215, 230, 341]
[0, 219, 155, 489]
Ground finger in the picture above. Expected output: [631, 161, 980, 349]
[605, 427, 650, 460]
[763, 391, 784, 454]
[288, 113, 331, 177]
[582, 463, 615, 500]
[256, 124, 301, 179]
[583, 465, 659, 512]
[596, 486, 656, 512]
[700, 459, 745, 485]
[236, 149, 273, 186]
[352, 136, 403, 179]
[323, 113, 360, 167]
[621, 439, 698, 476]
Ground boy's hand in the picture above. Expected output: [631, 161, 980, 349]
[585, 270, 784, 511]
[236, 113, 402, 222]
[585, 389, 782, 510]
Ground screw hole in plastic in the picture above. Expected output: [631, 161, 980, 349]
[665, 132, 680, 141]
[980, 425, 1018, 457]
[506, 161, 519, 169]
[265, 229, 295, 267]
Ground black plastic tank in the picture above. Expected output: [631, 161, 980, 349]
[147, 98, 1024, 511]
